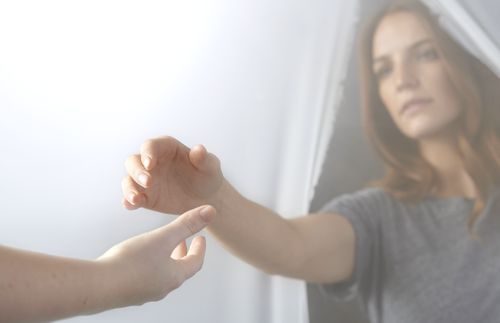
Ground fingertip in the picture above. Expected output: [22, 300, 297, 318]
[126, 191, 146, 207]
[141, 155, 154, 171]
[123, 199, 140, 210]
[128, 192, 137, 205]
[123, 197, 133, 208]
[194, 144, 207, 154]
[193, 235, 206, 247]
[137, 172, 151, 188]
[171, 240, 188, 260]
[140, 138, 157, 170]
[189, 144, 207, 168]
[176, 236, 206, 279]
[199, 205, 216, 223]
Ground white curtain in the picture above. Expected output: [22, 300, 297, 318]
[0, 1, 358, 322]
[421, 0, 500, 77]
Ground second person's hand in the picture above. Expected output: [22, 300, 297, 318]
[97, 205, 216, 309]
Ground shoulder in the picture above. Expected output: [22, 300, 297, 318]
[320, 187, 395, 214]
[319, 187, 406, 233]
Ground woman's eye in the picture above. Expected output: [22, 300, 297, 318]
[417, 48, 439, 61]
[374, 66, 392, 80]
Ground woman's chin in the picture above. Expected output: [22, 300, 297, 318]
[403, 122, 455, 142]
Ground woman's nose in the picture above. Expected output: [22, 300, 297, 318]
[395, 64, 419, 91]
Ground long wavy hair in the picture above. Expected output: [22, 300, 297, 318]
[359, 0, 500, 231]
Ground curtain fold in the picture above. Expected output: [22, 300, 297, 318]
[421, 0, 500, 76]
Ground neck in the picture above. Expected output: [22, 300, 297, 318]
[418, 134, 476, 198]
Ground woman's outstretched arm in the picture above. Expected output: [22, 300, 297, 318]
[123, 136, 355, 284]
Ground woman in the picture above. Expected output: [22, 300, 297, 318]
[122, 0, 500, 321]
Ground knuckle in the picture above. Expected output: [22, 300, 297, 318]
[162, 136, 175, 147]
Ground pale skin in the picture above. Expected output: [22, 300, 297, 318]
[0, 205, 215, 323]
[372, 11, 476, 197]
[122, 11, 475, 285]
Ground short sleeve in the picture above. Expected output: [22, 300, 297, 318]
[318, 188, 387, 301]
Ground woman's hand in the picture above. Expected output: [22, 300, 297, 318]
[122, 136, 224, 215]
[97, 205, 216, 308]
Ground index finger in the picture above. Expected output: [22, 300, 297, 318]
[140, 136, 190, 171]
[161, 205, 216, 249]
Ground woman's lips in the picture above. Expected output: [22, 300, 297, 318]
[400, 98, 433, 116]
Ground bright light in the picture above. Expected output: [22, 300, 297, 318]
[0, 0, 218, 133]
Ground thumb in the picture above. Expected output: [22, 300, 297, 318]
[161, 205, 216, 249]
[189, 145, 220, 173]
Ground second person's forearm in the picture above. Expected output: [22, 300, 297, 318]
[0, 246, 120, 323]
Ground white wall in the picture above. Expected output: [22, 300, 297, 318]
[0, 1, 357, 322]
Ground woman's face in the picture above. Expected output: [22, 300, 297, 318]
[372, 11, 463, 141]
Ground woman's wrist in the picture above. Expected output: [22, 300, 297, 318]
[210, 178, 242, 218]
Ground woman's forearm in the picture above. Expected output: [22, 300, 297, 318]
[208, 180, 306, 278]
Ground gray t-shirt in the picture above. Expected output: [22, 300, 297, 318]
[320, 187, 500, 323]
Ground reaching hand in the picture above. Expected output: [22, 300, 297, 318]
[122, 136, 224, 215]
[97, 205, 216, 307]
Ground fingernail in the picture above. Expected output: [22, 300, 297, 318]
[199, 206, 213, 222]
[128, 193, 136, 205]
[142, 156, 151, 169]
[138, 173, 149, 186]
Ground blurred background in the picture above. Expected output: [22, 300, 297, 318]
[0, 0, 498, 322]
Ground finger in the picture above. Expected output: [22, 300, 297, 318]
[122, 197, 141, 210]
[121, 176, 146, 207]
[189, 144, 220, 173]
[186, 236, 206, 258]
[140, 136, 190, 171]
[177, 236, 206, 280]
[125, 154, 151, 188]
[171, 240, 187, 260]
[188, 144, 207, 170]
[162, 205, 216, 249]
